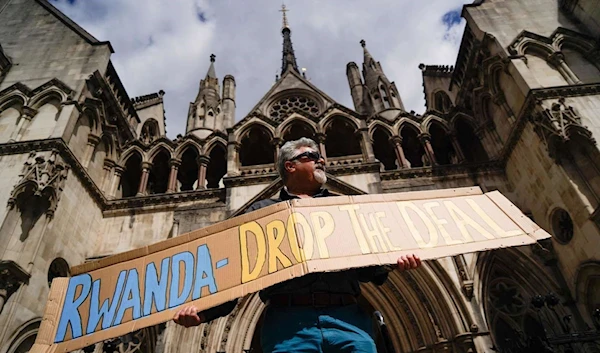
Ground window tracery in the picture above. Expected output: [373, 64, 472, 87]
[269, 95, 319, 121]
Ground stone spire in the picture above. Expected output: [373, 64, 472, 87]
[206, 53, 217, 79]
[280, 4, 299, 75]
[360, 40, 405, 111]
[187, 54, 223, 138]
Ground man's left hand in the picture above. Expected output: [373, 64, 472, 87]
[396, 254, 421, 272]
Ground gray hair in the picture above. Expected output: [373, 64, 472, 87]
[277, 137, 319, 181]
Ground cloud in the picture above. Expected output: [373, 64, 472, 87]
[51, 0, 470, 138]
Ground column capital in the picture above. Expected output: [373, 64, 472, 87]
[389, 135, 403, 145]
[169, 158, 182, 168]
[315, 132, 327, 143]
[141, 161, 153, 170]
[197, 155, 210, 165]
[418, 133, 432, 142]
[548, 51, 565, 66]
[228, 141, 242, 150]
[87, 133, 101, 145]
[114, 165, 125, 175]
[270, 137, 283, 147]
[103, 159, 116, 169]
[21, 106, 38, 119]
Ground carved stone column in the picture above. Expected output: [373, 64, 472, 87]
[9, 106, 37, 142]
[166, 158, 181, 193]
[100, 159, 115, 193]
[82, 134, 101, 168]
[110, 165, 125, 198]
[316, 133, 327, 163]
[137, 162, 152, 196]
[0, 260, 30, 315]
[358, 126, 375, 162]
[419, 133, 436, 166]
[271, 137, 283, 164]
[549, 51, 582, 84]
[196, 155, 210, 190]
[448, 132, 466, 163]
[389, 136, 410, 169]
[226, 141, 241, 177]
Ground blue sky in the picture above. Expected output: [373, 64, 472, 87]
[51, 0, 470, 138]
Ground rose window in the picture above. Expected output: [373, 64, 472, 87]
[269, 96, 319, 121]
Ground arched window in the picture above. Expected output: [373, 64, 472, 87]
[401, 125, 425, 168]
[325, 117, 361, 158]
[239, 125, 274, 166]
[455, 119, 487, 163]
[206, 145, 227, 188]
[372, 127, 396, 170]
[69, 111, 94, 159]
[178, 147, 199, 191]
[563, 47, 600, 83]
[48, 258, 70, 287]
[429, 122, 455, 165]
[525, 50, 568, 87]
[434, 91, 452, 113]
[88, 136, 108, 182]
[282, 121, 316, 143]
[120, 152, 142, 197]
[148, 149, 170, 194]
[0, 99, 23, 142]
[380, 85, 390, 109]
[140, 119, 160, 144]
[24, 99, 60, 140]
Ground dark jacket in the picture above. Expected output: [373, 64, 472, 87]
[200, 187, 389, 322]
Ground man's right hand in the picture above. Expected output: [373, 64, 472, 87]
[173, 306, 204, 327]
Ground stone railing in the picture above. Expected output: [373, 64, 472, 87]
[326, 154, 364, 167]
[239, 163, 277, 176]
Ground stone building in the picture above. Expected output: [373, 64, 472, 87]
[0, 0, 599, 352]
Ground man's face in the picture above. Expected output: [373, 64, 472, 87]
[286, 146, 326, 186]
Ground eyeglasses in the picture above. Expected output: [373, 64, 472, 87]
[288, 151, 322, 162]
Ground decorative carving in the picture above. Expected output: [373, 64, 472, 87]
[454, 255, 475, 300]
[0, 260, 30, 314]
[488, 278, 527, 316]
[385, 281, 425, 346]
[7, 150, 69, 219]
[269, 95, 320, 121]
[532, 98, 595, 161]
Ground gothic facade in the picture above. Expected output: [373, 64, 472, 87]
[1, 0, 600, 352]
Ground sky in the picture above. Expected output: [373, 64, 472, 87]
[51, 0, 470, 138]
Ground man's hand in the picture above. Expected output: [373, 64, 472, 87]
[173, 306, 204, 328]
[396, 254, 421, 272]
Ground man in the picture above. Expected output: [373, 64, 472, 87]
[174, 138, 421, 352]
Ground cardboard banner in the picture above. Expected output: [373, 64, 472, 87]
[31, 187, 550, 353]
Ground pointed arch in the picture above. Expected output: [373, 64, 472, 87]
[324, 116, 361, 158]
[22, 97, 61, 140]
[399, 123, 425, 168]
[454, 117, 488, 163]
[371, 125, 397, 170]
[0, 96, 24, 142]
[147, 143, 173, 162]
[119, 150, 143, 198]
[394, 118, 422, 137]
[279, 118, 317, 143]
[28, 89, 66, 110]
[174, 139, 202, 160]
[432, 90, 452, 113]
[239, 123, 275, 166]
[276, 115, 317, 139]
[202, 136, 228, 156]
[429, 121, 456, 165]
[118, 145, 146, 166]
[206, 142, 227, 189]
[575, 261, 600, 317]
[148, 148, 170, 194]
[177, 145, 200, 191]
[140, 118, 161, 144]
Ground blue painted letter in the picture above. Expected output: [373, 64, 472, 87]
[192, 245, 218, 299]
[168, 251, 194, 308]
[143, 258, 170, 316]
[114, 269, 141, 325]
[86, 270, 127, 334]
[54, 274, 92, 342]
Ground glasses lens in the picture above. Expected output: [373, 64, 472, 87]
[290, 151, 321, 161]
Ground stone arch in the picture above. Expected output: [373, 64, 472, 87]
[47, 257, 70, 287]
[0, 93, 26, 112]
[119, 150, 143, 197]
[5, 319, 41, 353]
[177, 145, 200, 191]
[428, 121, 456, 165]
[118, 146, 146, 166]
[277, 116, 317, 142]
[28, 89, 66, 110]
[239, 124, 275, 166]
[147, 146, 171, 194]
[69, 109, 96, 160]
[378, 80, 391, 109]
[147, 143, 173, 162]
[477, 249, 566, 349]
[223, 266, 474, 353]
[0, 96, 24, 142]
[87, 134, 111, 183]
[22, 98, 61, 141]
[575, 262, 600, 319]
[174, 139, 202, 160]
[525, 48, 569, 87]
[140, 118, 161, 144]
[400, 123, 425, 168]
[371, 124, 397, 170]
[324, 116, 361, 158]
[432, 90, 452, 113]
[206, 143, 227, 189]
[454, 117, 487, 163]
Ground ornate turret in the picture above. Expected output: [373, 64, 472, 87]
[280, 5, 299, 75]
[187, 54, 235, 138]
[359, 40, 405, 112]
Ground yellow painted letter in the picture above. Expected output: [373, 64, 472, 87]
[287, 212, 314, 261]
[466, 199, 524, 238]
[444, 201, 494, 241]
[310, 212, 334, 259]
[339, 205, 371, 254]
[397, 202, 439, 248]
[266, 220, 293, 273]
[358, 213, 388, 253]
[423, 202, 463, 246]
[375, 212, 402, 251]
[239, 221, 267, 283]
